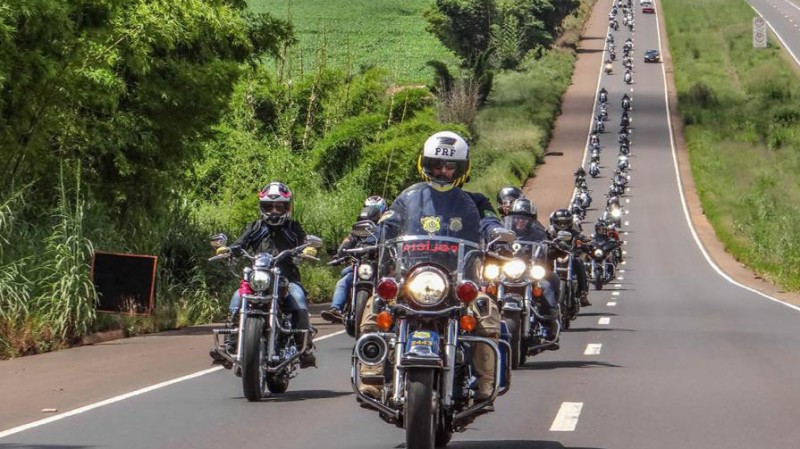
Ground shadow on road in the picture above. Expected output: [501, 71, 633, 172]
[564, 327, 634, 333]
[260, 389, 352, 403]
[519, 360, 620, 371]
[438, 440, 604, 448]
[0, 445, 96, 449]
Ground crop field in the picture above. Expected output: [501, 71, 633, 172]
[249, 0, 459, 84]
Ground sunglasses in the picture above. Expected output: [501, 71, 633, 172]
[429, 160, 458, 170]
[262, 203, 287, 213]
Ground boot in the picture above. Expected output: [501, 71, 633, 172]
[473, 342, 496, 403]
[358, 363, 384, 400]
[321, 306, 344, 324]
[580, 291, 592, 307]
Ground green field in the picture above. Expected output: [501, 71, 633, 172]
[249, 0, 459, 84]
[664, 0, 800, 291]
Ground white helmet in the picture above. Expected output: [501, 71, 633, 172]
[417, 131, 470, 191]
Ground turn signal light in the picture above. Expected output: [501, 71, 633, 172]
[376, 278, 398, 300]
[532, 286, 543, 298]
[456, 281, 479, 304]
[460, 315, 477, 332]
[376, 311, 393, 331]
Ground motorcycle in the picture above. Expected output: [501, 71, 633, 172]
[589, 161, 600, 178]
[352, 227, 516, 449]
[587, 238, 621, 290]
[605, 62, 613, 75]
[624, 70, 632, 84]
[618, 154, 630, 172]
[209, 233, 323, 401]
[622, 96, 631, 111]
[595, 119, 605, 134]
[493, 240, 562, 368]
[327, 223, 379, 338]
[551, 231, 584, 330]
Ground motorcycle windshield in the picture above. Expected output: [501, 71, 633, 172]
[377, 236, 483, 288]
[509, 240, 544, 262]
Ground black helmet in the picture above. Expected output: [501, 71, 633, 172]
[496, 186, 524, 216]
[549, 208, 573, 231]
[509, 198, 537, 219]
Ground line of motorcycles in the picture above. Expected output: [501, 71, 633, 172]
[202, 4, 637, 448]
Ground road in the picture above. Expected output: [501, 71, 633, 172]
[4, 1, 800, 448]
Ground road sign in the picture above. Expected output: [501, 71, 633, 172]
[753, 16, 767, 48]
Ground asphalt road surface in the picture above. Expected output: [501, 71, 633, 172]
[4, 1, 800, 448]
[749, 0, 800, 66]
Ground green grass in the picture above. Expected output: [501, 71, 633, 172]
[249, 0, 459, 84]
[664, 0, 800, 291]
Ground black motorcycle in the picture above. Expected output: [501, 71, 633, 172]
[209, 234, 322, 401]
[327, 222, 379, 338]
[551, 231, 584, 330]
[493, 240, 561, 368]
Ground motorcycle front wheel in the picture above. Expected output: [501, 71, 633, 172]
[241, 316, 267, 401]
[353, 290, 370, 340]
[405, 369, 436, 449]
[504, 312, 523, 369]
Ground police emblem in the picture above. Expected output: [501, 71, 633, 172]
[449, 217, 463, 232]
[420, 216, 441, 233]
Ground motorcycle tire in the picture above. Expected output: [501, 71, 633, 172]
[435, 411, 453, 447]
[405, 369, 436, 449]
[594, 275, 604, 291]
[343, 303, 356, 339]
[504, 312, 523, 369]
[558, 281, 571, 330]
[353, 290, 370, 340]
[241, 316, 267, 401]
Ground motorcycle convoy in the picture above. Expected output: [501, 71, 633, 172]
[204, 2, 636, 447]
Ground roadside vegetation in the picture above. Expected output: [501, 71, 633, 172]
[663, 0, 800, 292]
[0, 0, 591, 358]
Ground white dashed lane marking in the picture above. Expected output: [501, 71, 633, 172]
[584, 344, 603, 355]
[550, 402, 584, 431]
[607, 301, 617, 306]
[598, 317, 611, 325]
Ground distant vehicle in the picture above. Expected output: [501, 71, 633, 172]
[644, 49, 661, 63]
[641, 1, 655, 13]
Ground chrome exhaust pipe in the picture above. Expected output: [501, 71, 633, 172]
[354, 333, 389, 366]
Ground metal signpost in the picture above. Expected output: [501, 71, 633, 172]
[753, 16, 767, 48]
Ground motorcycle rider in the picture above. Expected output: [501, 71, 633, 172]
[212, 182, 318, 368]
[504, 198, 561, 349]
[546, 208, 591, 307]
[496, 185, 525, 217]
[321, 195, 387, 323]
[359, 131, 507, 403]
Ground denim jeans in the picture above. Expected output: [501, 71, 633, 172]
[331, 266, 354, 311]
[229, 282, 308, 313]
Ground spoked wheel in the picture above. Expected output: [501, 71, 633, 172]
[241, 316, 267, 401]
[405, 369, 436, 449]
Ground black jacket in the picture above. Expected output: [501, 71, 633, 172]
[232, 219, 307, 283]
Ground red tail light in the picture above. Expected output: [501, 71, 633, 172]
[456, 281, 479, 304]
[376, 279, 398, 300]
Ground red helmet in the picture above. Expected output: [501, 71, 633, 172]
[258, 182, 293, 226]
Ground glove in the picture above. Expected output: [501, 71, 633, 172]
[215, 246, 231, 255]
[217, 245, 243, 256]
[302, 247, 318, 257]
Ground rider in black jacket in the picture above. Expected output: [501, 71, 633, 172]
[546, 208, 591, 307]
[214, 182, 317, 368]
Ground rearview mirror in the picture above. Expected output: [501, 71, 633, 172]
[305, 235, 323, 249]
[352, 220, 377, 239]
[210, 233, 228, 248]
[490, 227, 516, 244]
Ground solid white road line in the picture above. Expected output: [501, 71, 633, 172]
[0, 329, 348, 439]
[598, 317, 611, 325]
[584, 344, 603, 355]
[550, 402, 584, 431]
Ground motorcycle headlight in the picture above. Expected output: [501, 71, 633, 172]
[594, 249, 604, 258]
[530, 265, 546, 280]
[406, 268, 448, 307]
[357, 263, 374, 280]
[611, 208, 622, 218]
[503, 259, 527, 280]
[484, 264, 500, 281]
[249, 270, 271, 291]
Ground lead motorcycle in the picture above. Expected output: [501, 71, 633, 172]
[492, 240, 561, 368]
[352, 222, 514, 449]
[209, 234, 322, 401]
